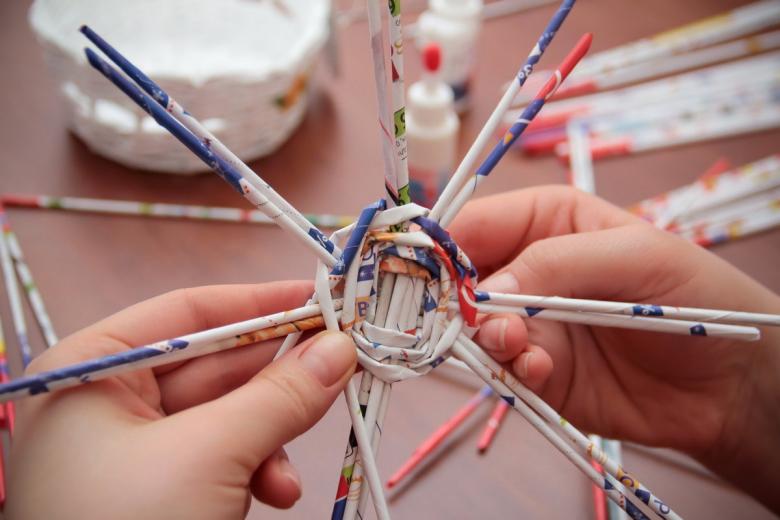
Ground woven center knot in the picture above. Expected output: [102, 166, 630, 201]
[314, 201, 478, 383]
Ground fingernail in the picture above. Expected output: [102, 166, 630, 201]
[478, 271, 520, 294]
[278, 456, 301, 491]
[517, 352, 534, 379]
[299, 331, 355, 387]
[479, 318, 508, 352]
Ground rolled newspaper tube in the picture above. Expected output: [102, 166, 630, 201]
[0, 304, 338, 403]
[79, 26, 340, 257]
[476, 397, 510, 454]
[629, 154, 779, 224]
[452, 338, 659, 520]
[386, 386, 492, 488]
[555, 96, 780, 162]
[466, 301, 763, 340]
[474, 290, 780, 327]
[0, 206, 33, 367]
[430, 0, 578, 222]
[1, 211, 57, 349]
[553, 28, 780, 99]
[83, 43, 340, 267]
[588, 434, 609, 520]
[454, 334, 679, 520]
[1, 194, 355, 229]
[439, 33, 593, 227]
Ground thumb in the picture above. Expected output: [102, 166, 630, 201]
[477, 224, 700, 303]
[155, 330, 357, 471]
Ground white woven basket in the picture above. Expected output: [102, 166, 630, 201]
[29, 0, 331, 174]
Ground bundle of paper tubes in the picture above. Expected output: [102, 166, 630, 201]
[507, 0, 780, 161]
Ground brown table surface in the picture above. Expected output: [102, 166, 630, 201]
[1, 0, 779, 518]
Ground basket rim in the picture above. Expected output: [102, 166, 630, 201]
[28, 0, 332, 85]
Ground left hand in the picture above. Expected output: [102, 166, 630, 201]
[7, 281, 357, 519]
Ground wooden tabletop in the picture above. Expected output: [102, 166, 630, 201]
[1, 0, 778, 518]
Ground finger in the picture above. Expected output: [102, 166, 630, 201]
[28, 281, 314, 410]
[156, 330, 316, 414]
[153, 331, 356, 476]
[473, 315, 552, 394]
[477, 225, 698, 303]
[473, 313, 528, 363]
[74, 280, 313, 362]
[511, 344, 554, 394]
[251, 448, 302, 509]
[448, 186, 639, 276]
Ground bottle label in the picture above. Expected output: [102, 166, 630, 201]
[450, 77, 472, 113]
[441, 45, 476, 112]
[409, 165, 448, 209]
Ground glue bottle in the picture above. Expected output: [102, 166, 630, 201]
[415, 0, 483, 113]
[406, 43, 460, 209]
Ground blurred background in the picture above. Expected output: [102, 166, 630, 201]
[0, 0, 778, 518]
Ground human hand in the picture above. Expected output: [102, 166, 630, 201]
[7, 281, 357, 519]
[457, 186, 780, 511]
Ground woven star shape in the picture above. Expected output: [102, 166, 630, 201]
[2, 2, 778, 519]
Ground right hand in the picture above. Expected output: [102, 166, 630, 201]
[454, 186, 780, 512]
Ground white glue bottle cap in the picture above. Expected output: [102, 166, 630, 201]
[416, 0, 482, 113]
[408, 44, 455, 128]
